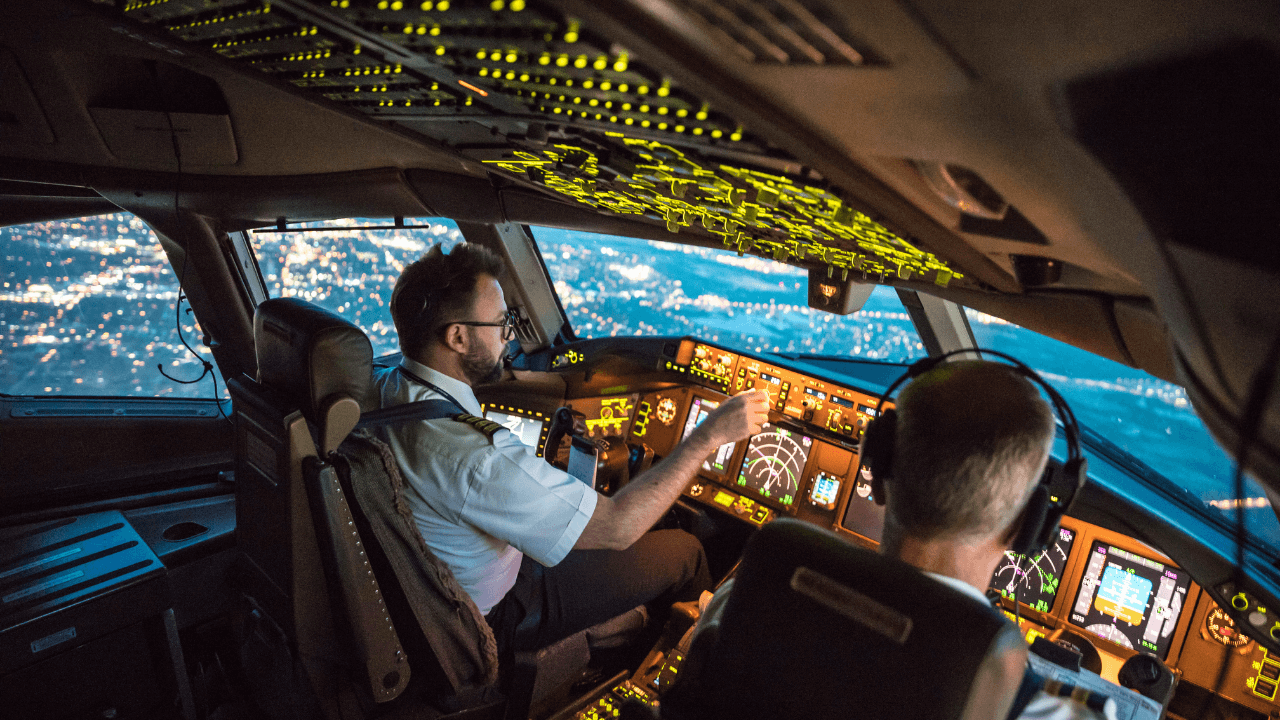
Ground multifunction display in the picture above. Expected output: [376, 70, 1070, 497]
[809, 471, 841, 510]
[681, 395, 738, 479]
[840, 465, 886, 542]
[1070, 541, 1191, 659]
[989, 527, 1077, 613]
[735, 423, 812, 507]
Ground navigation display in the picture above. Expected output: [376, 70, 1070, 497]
[1069, 541, 1191, 659]
[736, 424, 812, 507]
[681, 396, 738, 478]
[840, 464, 886, 542]
[989, 527, 1077, 613]
[485, 410, 546, 451]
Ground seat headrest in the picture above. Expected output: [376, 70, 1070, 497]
[255, 298, 377, 420]
[663, 519, 1026, 720]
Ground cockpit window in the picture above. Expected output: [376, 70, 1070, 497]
[533, 227, 927, 363]
[965, 308, 1280, 549]
[247, 218, 463, 357]
[1, 212, 222, 398]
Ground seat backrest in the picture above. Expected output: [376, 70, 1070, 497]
[230, 298, 423, 714]
[661, 519, 1027, 720]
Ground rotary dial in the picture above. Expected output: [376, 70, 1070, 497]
[655, 397, 678, 425]
[1205, 606, 1252, 648]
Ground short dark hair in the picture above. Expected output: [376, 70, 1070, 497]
[887, 361, 1055, 543]
[389, 243, 504, 359]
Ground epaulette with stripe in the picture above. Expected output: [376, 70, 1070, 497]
[452, 413, 503, 440]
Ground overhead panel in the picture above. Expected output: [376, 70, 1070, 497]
[106, 0, 966, 288]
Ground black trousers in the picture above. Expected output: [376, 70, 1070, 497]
[485, 528, 711, 655]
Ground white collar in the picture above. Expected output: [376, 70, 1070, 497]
[400, 357, 484, 416]
[922, 570, 992, 605]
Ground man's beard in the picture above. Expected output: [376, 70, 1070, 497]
[462, 345, 504, 386]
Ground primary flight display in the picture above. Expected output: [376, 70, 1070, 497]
[1070, 541, 1191, 659]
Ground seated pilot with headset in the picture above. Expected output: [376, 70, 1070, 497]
[686, 353, 1108, 720]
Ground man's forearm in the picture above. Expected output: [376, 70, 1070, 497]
[575, 429, 718, 550]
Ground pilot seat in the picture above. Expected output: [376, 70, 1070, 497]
[657, 519, 1029, 720]
[228, 297, 643, 720]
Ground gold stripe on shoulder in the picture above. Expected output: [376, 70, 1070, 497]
[452, 413, 501, 440]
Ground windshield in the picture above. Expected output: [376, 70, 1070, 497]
[534, 227, 927, 363]
[531, 225, 1279, 553]
[966, 309, 1280, 551]
[248, 218, 463, 357]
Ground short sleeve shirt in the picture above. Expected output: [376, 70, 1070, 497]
[372, 358, 598, 615]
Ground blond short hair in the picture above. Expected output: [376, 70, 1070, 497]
[887, 361, 1056, 542]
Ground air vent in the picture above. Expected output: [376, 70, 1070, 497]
[670, 0, 872, 65]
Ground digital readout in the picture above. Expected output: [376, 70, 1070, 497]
[859, 404, 879, 417]
[804, 388, 827, 401]
[760, 372, 782, 385]
[829, 396, 855, 409]
[809, 472, 841, 509]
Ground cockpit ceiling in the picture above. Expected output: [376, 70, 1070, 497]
[54, 0, 967, 289]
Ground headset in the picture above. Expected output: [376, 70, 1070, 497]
[858, 349, 1087, 556]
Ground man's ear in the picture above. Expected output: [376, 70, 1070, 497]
[440, 323, 469, 354]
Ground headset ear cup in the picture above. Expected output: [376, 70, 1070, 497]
[1010, 485, 1051, 555]
[860, 409, 897, 489]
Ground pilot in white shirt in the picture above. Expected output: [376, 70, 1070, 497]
[378, 242, 769, 655]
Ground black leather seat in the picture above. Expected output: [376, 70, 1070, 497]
[660, 519, 1028, 720]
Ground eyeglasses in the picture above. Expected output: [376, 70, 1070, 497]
[442, 309, 519, 341]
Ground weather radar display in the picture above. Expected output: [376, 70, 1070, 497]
[989, 527, 1076, 613]
[737, 424, 812, 507]
[1069, 541, 1191, 659]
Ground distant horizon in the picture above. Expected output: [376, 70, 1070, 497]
[3, 214, 1274, 546]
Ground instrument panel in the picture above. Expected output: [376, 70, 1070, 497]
[502, 336, 1280, 716]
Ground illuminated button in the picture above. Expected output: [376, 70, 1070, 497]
[1271, 621, 1280, 641]
[1255, 678, 1277, 699]
[1261, 663, 1280, 682]
[1233, 592, 1250, 610]
[751, 506, 771, 524]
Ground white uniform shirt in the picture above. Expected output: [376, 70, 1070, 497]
[372, 358, 597, 615]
